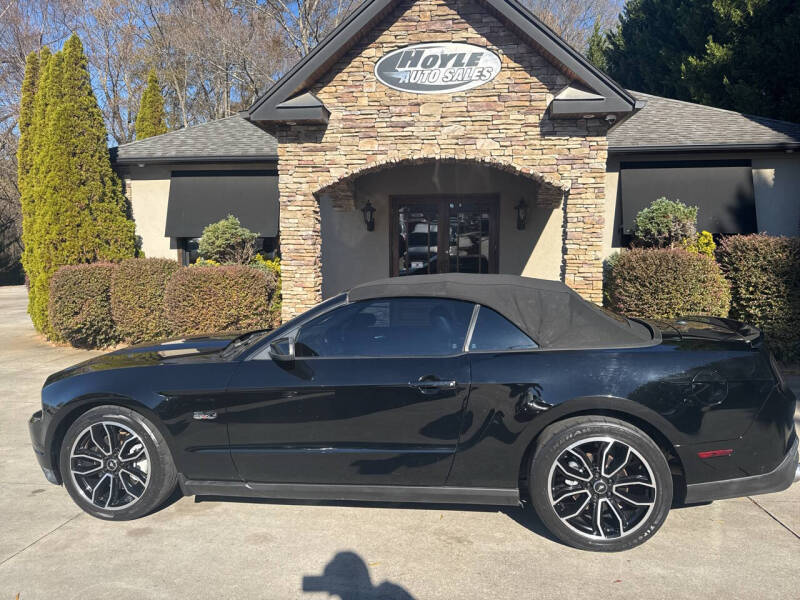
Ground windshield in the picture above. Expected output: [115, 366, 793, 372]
[268, 294, 347, 339]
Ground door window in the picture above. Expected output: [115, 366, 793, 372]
[392, 196, 498, 276]
[295, 298, 475, 357]
[468, 306, 538, 351]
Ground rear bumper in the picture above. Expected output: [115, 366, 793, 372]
[29, 410, 59, 485]
[685, 435, 798, 504]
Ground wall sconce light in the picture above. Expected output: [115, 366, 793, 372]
[514, 198, 528, 230]
[361, 200, 376, 231]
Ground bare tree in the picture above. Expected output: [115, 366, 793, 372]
[522, 0, 622, 52]
[61, 0, 146, 144]
[238, 0, 360, 58]
[124, 0, 290, 127]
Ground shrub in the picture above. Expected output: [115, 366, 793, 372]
[634, 198, 698, 248]
[605, 248, 730, 319]
[111, 258, 179, 343]
[198, 215, 258, 264]
[683, 230, 716, 257]
[250, 254, 282, 325]
[49, 263, 118, 348]
[192, 257, 220, 267]
[164, 265, 278, 336]
[717, 235, 800, 362]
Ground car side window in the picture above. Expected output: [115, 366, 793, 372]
[294, 298, 475, 357]
[469, 306, 538, 351]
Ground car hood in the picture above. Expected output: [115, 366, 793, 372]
[43, 333, 241, 386]
[652, 316, 761, 345]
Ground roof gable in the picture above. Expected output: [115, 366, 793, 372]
[247, 0, 635, 123]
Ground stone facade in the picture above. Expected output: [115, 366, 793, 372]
[275, 0, 609, 319]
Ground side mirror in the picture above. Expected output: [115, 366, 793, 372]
[268, 337, 294, 364]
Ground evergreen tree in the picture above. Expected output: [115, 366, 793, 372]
[586, 23, 608, 71]
[682, 0, 800, 123]
[603, 0, 799, 122]
[135, 69, 167, 139]
[17, 52, 39, 200]
[22, 47, 55, 332]
[26, 35, 135, 335]
[18, 50, 41, 293]
[604, 0, 716, 100]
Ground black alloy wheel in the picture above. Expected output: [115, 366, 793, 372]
[529, 416, 673, 552]
[60, 405, 177, 520]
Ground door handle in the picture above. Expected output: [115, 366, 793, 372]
[411, 378, 457, 394]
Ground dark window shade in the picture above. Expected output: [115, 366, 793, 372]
[620, 161, 756, 234]
[165, 170, 279, 238]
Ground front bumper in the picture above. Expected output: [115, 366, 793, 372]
[29, 410, 59, 485]
[685, 434, 799, 504]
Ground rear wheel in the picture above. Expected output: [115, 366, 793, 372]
[529, 416, 672, 551]
[59, 405, 177, 520]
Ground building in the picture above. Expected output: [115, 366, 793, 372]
[112, 0, 800, 321]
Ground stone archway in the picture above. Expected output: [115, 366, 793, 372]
[314, 155, 571, 210]
[277, 152, 607, 322]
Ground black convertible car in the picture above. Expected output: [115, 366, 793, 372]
[29, 274, 798, 551]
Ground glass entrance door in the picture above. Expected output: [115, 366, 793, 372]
[391, 195, 498, 277]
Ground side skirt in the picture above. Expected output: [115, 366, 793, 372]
[180, 477, 520, 507]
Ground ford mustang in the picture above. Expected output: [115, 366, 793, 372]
[29, 274, 798, 551]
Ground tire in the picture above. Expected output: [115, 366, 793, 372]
[529, 416, 672, 552]
[59, 405, 177, 520]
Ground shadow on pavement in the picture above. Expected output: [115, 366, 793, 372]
[303, 551, 415, 599]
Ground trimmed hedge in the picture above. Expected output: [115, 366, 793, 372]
[718, 235, 800, 361]
[49, 263, 118, 348]
[111, 258, 179, 343]
[164, 265, 278, 337]
[605, 248, 730, 319]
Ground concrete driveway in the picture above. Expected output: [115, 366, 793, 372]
[1, 284, 798, 600]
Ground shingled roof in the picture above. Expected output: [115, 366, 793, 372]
[609, 92, 800, 152]
[112, 90, 800, 164]
[112, 115, 278, 164]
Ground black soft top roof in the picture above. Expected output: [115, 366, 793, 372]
[347, 274, 654, 350]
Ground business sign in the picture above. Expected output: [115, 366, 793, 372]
[374, 42, 501, 94]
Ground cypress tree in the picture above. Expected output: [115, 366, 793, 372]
[22, 47, 54, 332]
[18, 50, 41, 296]
[586, 23, 608, 71]
[27, 35, 135, 335]
[135, 69, 167, 140]
[17, 52, 39, 199]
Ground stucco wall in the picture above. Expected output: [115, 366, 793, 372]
[320, 161, 563, 297]
[125, 166, 173, 259]
[603, 151, 800, 258]
[753, 154, 800, 235]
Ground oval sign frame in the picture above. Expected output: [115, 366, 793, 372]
[374, 42, 501, 95]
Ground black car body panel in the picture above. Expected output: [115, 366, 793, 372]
[30, 276, 797, 507]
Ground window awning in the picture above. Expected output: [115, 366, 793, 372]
[620, 160, 756, 234]
[165, 170, 279, 238]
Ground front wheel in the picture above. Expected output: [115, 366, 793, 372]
[59, 405, 177, 520]
[529, 416, 673, 552]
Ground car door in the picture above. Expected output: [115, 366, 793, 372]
[446, 305, 543, 489]
[222, 297, 475, 486]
